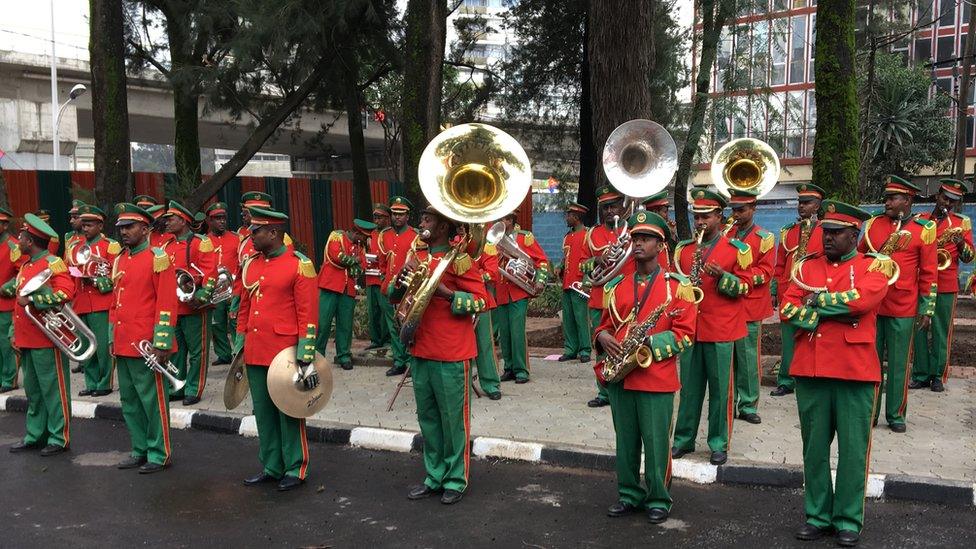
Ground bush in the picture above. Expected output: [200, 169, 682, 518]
[527, 283, 562, 317]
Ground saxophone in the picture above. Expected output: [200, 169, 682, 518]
[878, 216, 912, 256]
[689, 226, 705, 287]
[936, 225, 965, 271]
[795, 217, 814, 260]
[601, 277, 673, 384]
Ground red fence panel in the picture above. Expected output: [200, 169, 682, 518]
[240, 176, 265, 193]
[369, 180, 390, 207]
[69, 171, 95, 192]
[287, 178, 314, 253]
[331, 180, 354, 230]
[5, 170, 40, 217]
[516, 191, 533, 230]
[133, 172, 165, 201]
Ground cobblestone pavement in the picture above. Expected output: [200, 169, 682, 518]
[30, 348, 975, 484]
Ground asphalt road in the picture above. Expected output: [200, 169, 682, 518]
[0, 413, 970, 548]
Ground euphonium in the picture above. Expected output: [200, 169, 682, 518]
[209, 266, 235, 304]
[601, 275, 673, 384]
[18, 269, 97, 362]
[486, 221, 541, 296]
[132, 339, 185, 391]
[175, 263, 205, 304]
[936, 226, 965, 271]
[587, 215, 632, 286]
[364, 253, 382, 277]
[71, 243, 111, 279]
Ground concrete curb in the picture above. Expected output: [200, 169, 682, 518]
[1, 395, 972, 508]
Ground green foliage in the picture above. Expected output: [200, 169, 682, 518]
[526, 283, 562, 317]
[353, 296, 369, 339]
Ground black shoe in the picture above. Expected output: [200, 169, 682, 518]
[407, 484, 440, 500]
[607, 501, 639, 517]
[515, 377, 529, 384]
[138, 462, 167, 474]
[278, 475, 304, 491]
[339, 363, 353, 371]
[243, 472, 280, 486]
[578, 355, 591, 364]
[487, 392, 502, 400]
[671, 447, 691, 459]
[795, 523, 831, 541]
[647, 507, 669, 524]
[587, 397, 609, 408]
[908, 379, 930, 390]
[182, 396, 201, 406]
[709, 451, 727, 465]
[9, 441, 41, 453]
[738, 413, 762, 424]
[91, 389, 113, 397]
[440, 489, 463, 505]
[71, 365, 83, 374]
[930, 379, 945, 392]
[386, 365, 407, 377]
[78, 389, 93, 397]
[117, 456, 147, 470]
[0, 386, 15, 394]
[169, 394, 184, 402]
[213, 357, 232, 366]
[557, 354, 577, 362]
[40, 444, 68, 457]
[888, 423, 906, 433]
[836, 529, 860, 547]
[500, 371, 516, 382]
[770, 385, 794, 397]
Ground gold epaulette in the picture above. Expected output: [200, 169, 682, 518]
[730, 239, 753, 269]
[453, 253, 472, 275]
[297, 255, 316, 278]
[961, 215, 972, 231]
[759, 232, 774, 254]
[284, 233, 294, 246]
[152, 248, 170, 273]
[46, 256, 67, 274]
[867, 253, 896, 279]
[9, 244, 21, 263]
[919, 219, 936, 245]
[107, 240, 122, 255]
[198, 235, 214, 253]
[674, 277, 697, 303]
[482, 242, 497, 256]
[522, 231, 535, 246]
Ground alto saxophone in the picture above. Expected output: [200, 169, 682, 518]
[878, 216, 912, 256]
[689, 226, 705, 287]
[795, 217, 813, 260]
[936, 226, 965, 271]
[601, 277, 673, 384]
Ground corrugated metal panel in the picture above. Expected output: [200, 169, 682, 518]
[217, 177, 243, 230]
[369, 180, 389, 207]
[37, 171, 74, 242]
[331, 179, 354, 230]
[265, 177, 289, 216]
[287, 178, 314, 258]
[388, 180, 405, 199]
[240, 176, 265, 194]
[133, 172, 165, 201]
[309, 179, 333, 267]
[516, 189, 533, 230]
[70, 171, 95, 192]
[5, 170, 39, 218]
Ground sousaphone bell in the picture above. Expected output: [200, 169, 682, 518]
[710, 137, 781, 199]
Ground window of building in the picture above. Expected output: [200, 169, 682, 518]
[716, 31, 733, 93]
[937, 35, 955, 62]
[939, 0, 956, 27]
[464, 0, 488, 7]
[752, 21, 769, 87]
[792, 0, 806, 7]
[751, 95, 767, 137]
[914, 37, 932, 63]
[965, 2, 971, 24]
[789, 15, 807, 84]
[786, 91, 806, 157]
[773, 0, 788, 11]
[808, 14, 816, 82]
[967, 116, 975, 148]
[767, 93, 787, 153]
[936, 77, 953, 95]
[771, 18, 789, 85]
[805, 91, 817, 154]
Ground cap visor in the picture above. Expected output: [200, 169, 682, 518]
[819, 220, 854, 230]
[115, 219, 139, 227]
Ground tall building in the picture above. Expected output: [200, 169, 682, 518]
[447, 0, 514, 121]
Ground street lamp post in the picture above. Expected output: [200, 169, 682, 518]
[53, 84, 87, 171]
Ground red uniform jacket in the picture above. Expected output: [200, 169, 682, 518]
[393, 245, 488, 362]
[494, 230, 549, 305]
[237, 248, 319, 366]
[110, 242, 179, 357]
[66, 234, 120, 315]
[585, 223, 636, 309]
[0, 236, 24, 313]
[477, 244, 500, 310]
[593, 271, 698, 392]
[209, 230, 242, 276]
[317, 230, 360, 297]
[165, 233, 218, 317]
[380, 226, 419, 300]
[858, 215, 938, 318]
[773, 219, 824, 300]
[916, 212, 974, 293]
[150, 230, 174, 249]
[781, 251, 889, 382]
[13, 253, 76, 349]
[673, 234, 753, 342]
[733, 224, 775, 322]
[561, 227, 588, 290]
[365, 228, 388, 288]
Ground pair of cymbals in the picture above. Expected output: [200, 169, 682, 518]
[223, 347, 333, 419]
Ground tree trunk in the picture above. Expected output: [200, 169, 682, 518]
[343, 54, 373, 220]
[578, 10, 597, 225]
[812, 0, 860, 203]
[672, 0, 735, 240]
[166, 15, 202, 201]
[857, 0, 877, 194]
[400, 0, 446, 209]
[89, 0, 132, 209]
[955, 14, 976, 180]
[0, 170, 8, 209]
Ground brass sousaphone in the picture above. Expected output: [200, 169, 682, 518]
[709, 137, 781, 199]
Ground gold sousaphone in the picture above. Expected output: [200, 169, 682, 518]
[709, 137, 781, 199]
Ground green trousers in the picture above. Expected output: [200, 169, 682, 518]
[673, 341, 734, 453]
[22, 348, 71, 448]
[366, 285, 390, 347]
[777, 323, 797, 390]
[874, 315, 915, 427]
[116, 356, 171, 465]
[0, 311, 17, 388]
[210, 300, 235, 362]
[474, 312, 501, 394]
[796, 377, 878, 534]
[385, 298, 410, 369]
[590, 307, 608, 401]
[561, 290, 591, 359]
[174, 310, 211, 400]
[912, 293, 957, 384]
[733, 321, 762, 415]
[495, 299, 529, 380]
[247, 366, 309, 479]
[316, 289, 356, 366]
[81, 311, 113, 391]
[412, 357, 471, 493]
[607, 383, 674, 511]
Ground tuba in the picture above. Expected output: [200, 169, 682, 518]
[588, 119, 677, 287]
[175, 264, 205, 304]
[19, 269, 97, 362]
[485, 221, 542, 296]
[71, 243, 112, 279]
[396, 123, 532, 345]
[710, 137, 781, 199]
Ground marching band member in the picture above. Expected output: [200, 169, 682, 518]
[364, 204, 392, 353]
[911, 179, 974, 392]
[470, 228, 502, 400]
[162, 200, 217, 406]
[727, 189, 775, 424]
[133, 195, 158, 209]
[5, 214, 75, 456]
[594, 211, 696, 524]
[671, 189, 753, 465]
[397, 206, 488, 505]
[381, 196, 419, 377]
[494, 211, 549, 384]
[315, 219, 372, 370]
[557, 202, 592, 363]
[146, 205, 174, 249]
[857, 176, 937, 433]
[0, 207, 23, 393]
[236, 206, 319, 492]
[641, 190, 674, 270]
[63, 199, 87, 259]
[110, 203, 179, 473]
[70, 205, 121, 397]
[770, 183, 825, 397]
[206, 202, 241, 366]
[781, 200, 889, 548]
[236, 192, 294, 264]
[583, 185, 635, 407]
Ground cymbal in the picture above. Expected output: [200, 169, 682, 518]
[267, 348, 333, 419]
[223, 351, 249, 410]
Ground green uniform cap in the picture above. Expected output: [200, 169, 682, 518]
[353, 218, 378, 234]
[241, 191, 273, 208]
[115, 203, 153, 226]
[728, 187, 760, 209]
[372, 203, 392, 216]
[820, 200, 872, 229]
[247, 206, 289, 227]
[882, 175, 922, 196]
[937, 178, 968, 199]
[164, 200, 195, 222]
[68, 199, 87, 214]
[22, 213, 58, 240]
[207, 202, 229, 216]
[77, 204, 106, 221]
[389, 196, 414, 212]
[690, 188, 728, 212]
[642, 190, 669, 207]
[796, 183, 826, 202]
[133, 195, 158, 207]
[628, 210, 672, 241]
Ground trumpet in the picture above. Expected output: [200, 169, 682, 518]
[176, 263, 205, 304]
[19, 269, 97, 362]
[486, 222, 542, 296]
[71, 243, 112, 279]
[131, 339, 185, 391]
